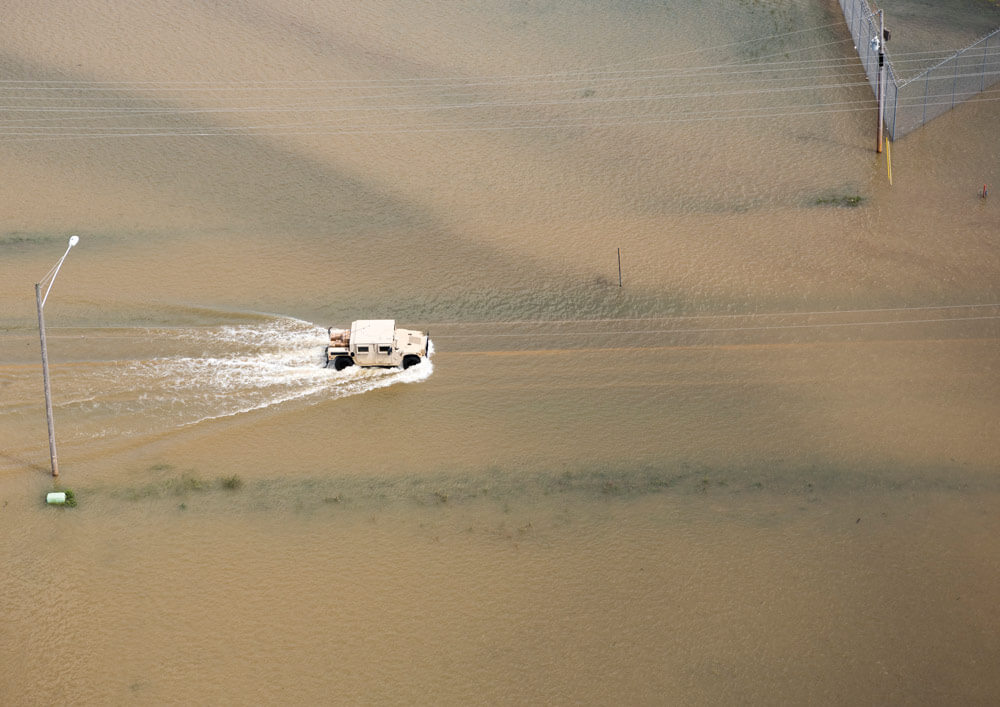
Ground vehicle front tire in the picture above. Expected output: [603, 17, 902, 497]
[402, 355, 421, 370]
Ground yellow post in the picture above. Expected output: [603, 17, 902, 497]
[886, 137, 892, 185]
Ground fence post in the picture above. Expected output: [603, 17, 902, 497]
[890, 80, 897, 140]
[857, 12, 865, 68]
[862, 15, 869, 71]
[982, 36, 990, 93]
[952, 57, 959, 108]
[923, 71, 929, 124]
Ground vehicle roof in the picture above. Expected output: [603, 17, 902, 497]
[351, 319, 395, 344]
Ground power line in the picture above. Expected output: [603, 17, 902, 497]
[0, 45, 973, 99]
[425, 303, 1000, 328]
[0, 94, 885, 131]
[0, 17, 995, 142]
[0, 21, 853, 90]
[0, 78, 883, 116]
[430, 314, 1000, 340]
[4, 90, 1000, 141]
[4, 73, 997, 124]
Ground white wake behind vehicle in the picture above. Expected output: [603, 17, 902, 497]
[325, 320, 430, 371]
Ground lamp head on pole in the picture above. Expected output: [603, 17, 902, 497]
[40, 234, 80, 308]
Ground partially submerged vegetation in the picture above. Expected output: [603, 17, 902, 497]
[107, 465, 243, 501]
[814, 194, 865, 208]
[220, 475, 243, 490]
[75, 458, 996, 516]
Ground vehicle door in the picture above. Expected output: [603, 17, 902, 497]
[375, 343, 394, 365]
[354, 344, 375, 365]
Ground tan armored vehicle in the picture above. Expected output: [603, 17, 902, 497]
[325, 320, 430, 371]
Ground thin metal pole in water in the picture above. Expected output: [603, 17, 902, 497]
[35, 283, 58, 478]
[617, 248, 622, 287]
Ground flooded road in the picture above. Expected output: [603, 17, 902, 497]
[2, 0, 999, 703]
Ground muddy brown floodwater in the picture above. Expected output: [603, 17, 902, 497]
[1, 1, 998, 703]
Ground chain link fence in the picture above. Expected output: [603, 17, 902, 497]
[838, 0, 1000, 139]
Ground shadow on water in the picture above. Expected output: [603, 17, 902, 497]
[0, 48, 715, 329]
[0, 52, 583, 303]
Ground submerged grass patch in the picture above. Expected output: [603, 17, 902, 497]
[114, 471, 207, 501]
[220, 474, 243, 490]
[82, 458, 997, 515]
[814, 194, 865, 208]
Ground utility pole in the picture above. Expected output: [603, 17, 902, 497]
[35, 235, 79, 478]
[35, 283, 58, 478]
[876, 10, 888, 153]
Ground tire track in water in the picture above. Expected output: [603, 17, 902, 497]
[0, 316, 433, 454]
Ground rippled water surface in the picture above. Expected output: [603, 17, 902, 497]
[2, 1, 999, 703]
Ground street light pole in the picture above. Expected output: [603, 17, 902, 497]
[35, 282, 59, 477]
[35, 235, 79, 478]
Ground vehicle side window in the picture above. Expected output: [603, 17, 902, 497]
[357, 346, 369, 352]
[378, 345, 391, 354]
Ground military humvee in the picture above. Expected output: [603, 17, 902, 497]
[325, 320, 429, 371]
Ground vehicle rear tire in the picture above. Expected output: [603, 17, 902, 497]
[402, 355, 421, 370]
[333, 356, 354, 371]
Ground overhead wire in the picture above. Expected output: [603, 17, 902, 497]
[2, 72, 998, 123]
[0, 47, 978, 101]
[5, 80, 1000, 132]
[430, 313, 1000, 340]
[3, 84, 1000, 140]
[425, 302, 1000, 328]
[0, 22, 855, 90]
[0, 45, 964, 96]
[6, 95, 1000, 141]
